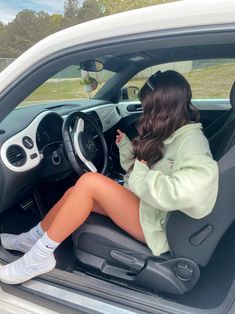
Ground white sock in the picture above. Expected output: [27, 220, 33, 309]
[0, 222, 45, 253]
[0, 232, 60, 284]
[33, 232, 59, 259]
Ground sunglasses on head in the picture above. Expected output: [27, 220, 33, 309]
[145, 70, 162, 91]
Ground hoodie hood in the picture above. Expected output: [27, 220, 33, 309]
[164, 122, 203, 145]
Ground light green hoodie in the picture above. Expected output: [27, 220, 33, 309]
[117, 123, 219, 256]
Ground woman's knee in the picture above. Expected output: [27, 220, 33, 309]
[64, 186, 75, 197]
[75, 172, 103, 192]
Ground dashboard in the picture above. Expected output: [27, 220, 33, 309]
[0, 104, 121, 173]
[0, 103, 122, 213]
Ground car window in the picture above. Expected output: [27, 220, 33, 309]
[17, 65, 114, 108]
[123, 59, 235, 103]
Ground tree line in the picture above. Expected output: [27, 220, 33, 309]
[0, 0, 176, 58]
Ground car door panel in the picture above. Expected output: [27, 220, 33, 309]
[118, 99, 231, 130]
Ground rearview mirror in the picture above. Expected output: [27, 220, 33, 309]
[80, 60, 104, 72]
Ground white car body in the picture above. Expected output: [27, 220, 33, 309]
[1, 0, 235, 313]
[1, 0, 235, 93]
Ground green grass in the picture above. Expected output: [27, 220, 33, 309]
[24, 79, 97, 103]
[21, 62, 235, 106]
[185, 63, 235, 98]
[130, 62, 235, 99]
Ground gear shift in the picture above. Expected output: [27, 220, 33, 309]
[107, 156, 124, 184]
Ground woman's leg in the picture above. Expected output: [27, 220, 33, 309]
[0, 181, 108, 253]
[0, 182, 106, 253]
[0, 172, 145, 284]
[41, 186, 108, 231]
[47, 172, 145, 243]
[0, 172, 127, 253]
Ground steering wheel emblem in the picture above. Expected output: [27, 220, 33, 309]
[86, 138, 95, 152]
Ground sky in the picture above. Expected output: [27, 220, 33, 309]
[0, 0, 65, 24]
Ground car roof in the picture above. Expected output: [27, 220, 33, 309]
[0, 0, 235, 95]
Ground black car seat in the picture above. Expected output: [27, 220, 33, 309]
[206, 81, 235, 160]
[72, 143, 235, 295]
[72, 82, 235, 295]
[204, 82, 235, 139]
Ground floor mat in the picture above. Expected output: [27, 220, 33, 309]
[0, 206, 38, 234]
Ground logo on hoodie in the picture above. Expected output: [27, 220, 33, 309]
[167, 157, 174, 169]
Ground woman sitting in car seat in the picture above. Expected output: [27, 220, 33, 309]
[0, 70, 218, 284]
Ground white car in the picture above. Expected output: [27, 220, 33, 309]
[0, 0, 235, 313]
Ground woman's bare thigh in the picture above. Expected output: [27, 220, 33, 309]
[80, 173, 145, 243]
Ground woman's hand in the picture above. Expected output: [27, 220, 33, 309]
[116, 129, 125, 145]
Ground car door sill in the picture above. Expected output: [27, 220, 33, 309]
[17, 270, 235, 314]
[1, 247, 235, 314]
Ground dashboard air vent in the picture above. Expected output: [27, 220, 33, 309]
[6, 145, 27, 167]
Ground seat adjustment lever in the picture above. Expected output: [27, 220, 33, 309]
[110, 250, 145, 271]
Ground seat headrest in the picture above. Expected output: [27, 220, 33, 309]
[230, 81, 235, 109]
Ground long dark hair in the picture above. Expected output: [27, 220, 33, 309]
[132, 70, 199, 167]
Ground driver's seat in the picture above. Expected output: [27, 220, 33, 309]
[72, 144, 235, 295]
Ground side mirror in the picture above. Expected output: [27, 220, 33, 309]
[119, 86, 140, 101]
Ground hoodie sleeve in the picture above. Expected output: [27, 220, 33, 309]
[127, 151, 218, 219]
[116, 135, 134, 172]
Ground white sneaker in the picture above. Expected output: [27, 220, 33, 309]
[0, 233, 32, 253]
[0, 254, 56, 284]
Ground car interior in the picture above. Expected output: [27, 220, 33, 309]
[1, 33, 235, 311]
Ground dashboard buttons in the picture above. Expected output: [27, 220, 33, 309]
[22, 136, 34, 149]
[30, 153, 38, 159]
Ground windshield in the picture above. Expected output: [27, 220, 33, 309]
[17, 65, 114, 108]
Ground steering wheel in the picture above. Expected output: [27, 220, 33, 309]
[62, 111, 108, 175]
